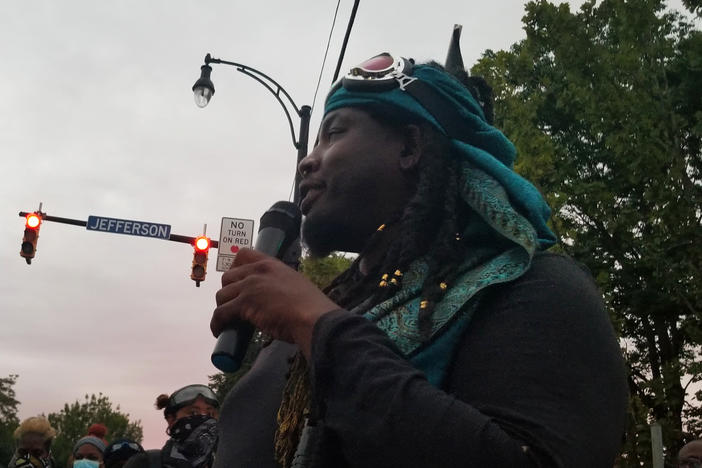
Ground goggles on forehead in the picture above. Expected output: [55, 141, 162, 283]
[328, 52, 475, 139]
[105, 440, 143, 457]
[168, 384, 219, 412]
[342, 53, 417, 91]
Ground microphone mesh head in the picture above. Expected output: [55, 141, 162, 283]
[259, 201, 302, 253]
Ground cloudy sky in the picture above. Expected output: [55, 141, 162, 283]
[0, 0, 692, 451]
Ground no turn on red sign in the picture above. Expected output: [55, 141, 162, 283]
[216, 217, 254, 272]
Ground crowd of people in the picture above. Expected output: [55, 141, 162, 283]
[6, 384, 218, 468]
[5, 34, 700, 467]
[6, 389, 702, 467]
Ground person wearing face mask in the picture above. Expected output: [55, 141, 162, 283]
[8, 416, 56, 468]
[70, 424, 108, 468]
[155, 384, 220, 468]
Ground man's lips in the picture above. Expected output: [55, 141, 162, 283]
[299, 181, 324, 215]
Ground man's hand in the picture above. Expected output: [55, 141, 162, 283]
[211, 248, 340, 358]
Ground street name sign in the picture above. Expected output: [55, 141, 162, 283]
[87, 216, 171, 240]
[217, 217, 255, 272]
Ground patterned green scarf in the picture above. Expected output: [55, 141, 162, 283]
[364, 163, 540, 386]
[325, 62, 555, 386]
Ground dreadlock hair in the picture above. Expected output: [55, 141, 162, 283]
[324, 61, 495, 338]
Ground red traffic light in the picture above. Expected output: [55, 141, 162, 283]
[191, 236, 210, 286]
[20, 213, 42, 264]
[195, 236, 210, 252]
[26, 213, 41, 229]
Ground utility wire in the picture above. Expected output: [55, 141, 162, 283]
[290, 0, 341, 202]
[311, 0, 342, 114]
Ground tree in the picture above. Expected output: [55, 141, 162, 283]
[209, 254, 353, 400]
[299, 253, 353, 289]
[47, 393, 142, 468]
[472, 0, 701, 464]
[0, 374, 20, 465]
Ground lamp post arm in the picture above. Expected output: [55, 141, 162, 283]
[205, 54, 306, 149]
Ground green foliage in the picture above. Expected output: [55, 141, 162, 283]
[300, 254, 353, 289]
[47, 393, 142, 468]
[0, 374, 20, 465]
[209, 254, 353, 399]
[473, 0, 701, 464]
[681, 0, 702, 16]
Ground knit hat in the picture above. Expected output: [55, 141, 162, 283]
[72, 423, 108, 454]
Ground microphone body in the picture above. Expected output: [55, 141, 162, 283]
[211, 201, 302, 373]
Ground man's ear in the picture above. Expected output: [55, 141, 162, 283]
[399, 124, 423, 170]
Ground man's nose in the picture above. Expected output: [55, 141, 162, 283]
[298, 149, 320, 178]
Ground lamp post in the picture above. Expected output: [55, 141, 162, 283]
[192, 53, 312, 206]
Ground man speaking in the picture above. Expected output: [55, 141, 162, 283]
[210, 51, 628, 467]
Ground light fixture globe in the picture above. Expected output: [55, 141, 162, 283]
[192, 64, 215, 108]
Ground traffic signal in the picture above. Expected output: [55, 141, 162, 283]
[20, 212, 42, 264]
[191, 235, 210, 286]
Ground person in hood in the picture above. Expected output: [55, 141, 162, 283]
[155, 384, 219, 468]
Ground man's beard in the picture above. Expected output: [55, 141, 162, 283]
[302, 214, 352, 258]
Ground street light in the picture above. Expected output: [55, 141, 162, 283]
[193, 63, 215, 108]
[192, 53, 311, 206]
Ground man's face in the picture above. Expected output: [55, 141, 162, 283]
[299, 107, 414, 256]
[17, 432, 49, 460]
[679, 440, 702, 468]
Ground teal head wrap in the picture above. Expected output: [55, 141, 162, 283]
[325, 59, 557, 386]
[325, 63, 556, 249]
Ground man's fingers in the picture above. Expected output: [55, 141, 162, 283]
[215, 280, 240, 307]
[231, 248, 268, 267]
[211, 295, 246, 337]
[222, 252, 279, 287]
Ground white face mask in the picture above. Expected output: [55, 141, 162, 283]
[73, 460, 100, 468]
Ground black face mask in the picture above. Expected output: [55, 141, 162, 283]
[167, 414, 212, 442]
[162, 415, 218, 468]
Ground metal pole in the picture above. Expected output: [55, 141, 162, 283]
[650, 421, 664, 468]
[293, 105, 312, 205]
[331, 0, 360, 83]
[18, 212, 218, 248]
[281, 105, 312, 270]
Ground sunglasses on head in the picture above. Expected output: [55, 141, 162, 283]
[105, 441, 142, 455]
[168, 384, 219, 411]
[341, 53, 417, 91]
[328, 52, 474, 139]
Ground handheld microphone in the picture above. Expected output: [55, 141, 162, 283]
[211, 201, 302, 373]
